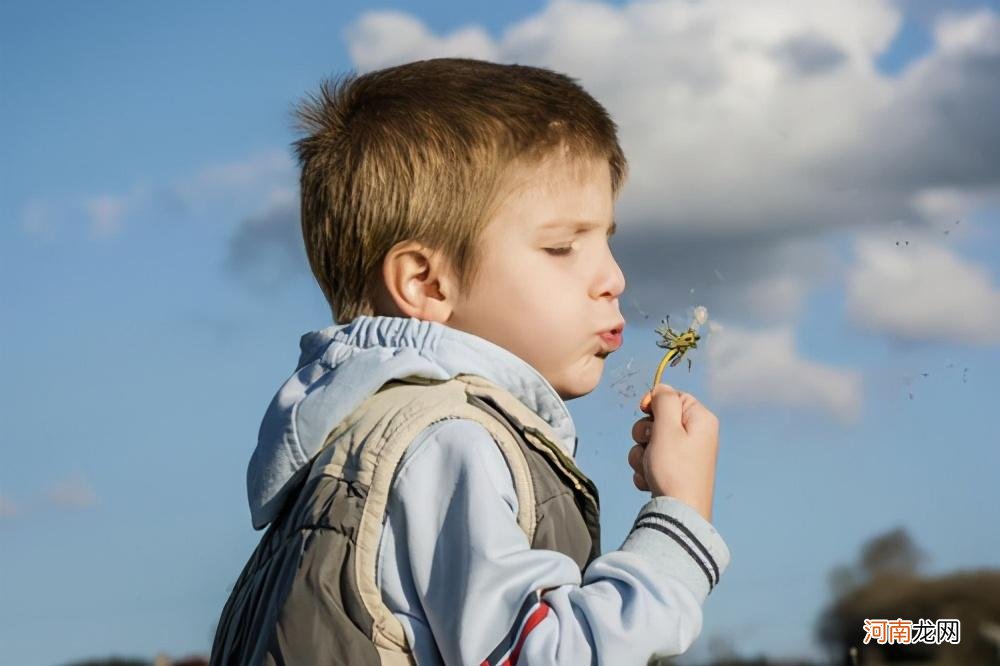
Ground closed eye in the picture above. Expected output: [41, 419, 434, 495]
[544, 246, 574, 256]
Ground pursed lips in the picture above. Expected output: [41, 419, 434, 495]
[595, 323, 624, 357]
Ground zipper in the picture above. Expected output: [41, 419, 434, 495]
[522, 424, 600, 511]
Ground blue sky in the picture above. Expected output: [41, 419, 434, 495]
[2, 1, 999, 664]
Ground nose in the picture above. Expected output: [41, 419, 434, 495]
[593, 242, 626, 301]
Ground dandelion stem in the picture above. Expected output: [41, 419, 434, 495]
[651, 348, 680, 389]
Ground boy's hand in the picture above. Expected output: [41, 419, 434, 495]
[627, 383, 719, 522]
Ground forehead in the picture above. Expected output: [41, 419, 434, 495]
[494, 153, 615, 234]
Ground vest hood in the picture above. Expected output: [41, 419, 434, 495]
[247, 315, 578, 529]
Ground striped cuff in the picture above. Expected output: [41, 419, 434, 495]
[620, 496, 731, 603]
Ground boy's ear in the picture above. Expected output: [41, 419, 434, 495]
[374, 240, 457, 323]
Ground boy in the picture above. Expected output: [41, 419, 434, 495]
[211, 57, 730, 665]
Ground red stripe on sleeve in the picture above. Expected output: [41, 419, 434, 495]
[499, 601, 551, 666]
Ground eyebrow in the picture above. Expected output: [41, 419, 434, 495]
[537, 219, 617, 236]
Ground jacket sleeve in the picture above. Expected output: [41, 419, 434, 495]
[377, 417, 732, 665]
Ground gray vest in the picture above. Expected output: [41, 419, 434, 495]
[210, 373, 600, 665]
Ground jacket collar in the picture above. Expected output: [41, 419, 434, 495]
[249, 314, 580, 528]
[310, 315, 578, 456]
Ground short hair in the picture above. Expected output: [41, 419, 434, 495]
[292, 57, 628, 324]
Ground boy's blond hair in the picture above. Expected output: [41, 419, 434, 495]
[292, 57, 628, 323]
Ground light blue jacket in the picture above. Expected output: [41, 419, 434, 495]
[247, 315, 731, 664]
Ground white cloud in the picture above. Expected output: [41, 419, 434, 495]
[345, 11, 497, 67]
[934, 7, 999, 50]
[172, 149, 295, 207]
[846, 233, 1000, 344]
[614, 230, 842, 332]
[344, 1, 1000, 238]
[18, 149, 296, 240]
[741, 274, 810, 322]
[45, 475, 98, 509]
[84, 194, 126, 238]
[704, 321, 863, 424]
[909, 184, 1000, 225]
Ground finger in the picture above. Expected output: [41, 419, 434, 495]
[684, 402, 719, 434]
[631, 417, 653, 444]
[678, 391, 699, 406]
[678, 391, 700, 423]
[627, 443, 645, 472]
[639, 390, 653, 414]
[633, 471, 649, 492]
[675, 391, 709, 422]
[638, 386, 669, 415]
[647, 383, 684, 429]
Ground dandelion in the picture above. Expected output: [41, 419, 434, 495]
[650, 305, 708, 389]
[691, 305, 708, 327]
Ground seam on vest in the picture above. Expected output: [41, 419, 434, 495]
[376, 644, 417, 666]
[389, 416, 462, 483]
[353, 382, 508, 654]
[359, 413, 461, 653]
[454, 375, 597, 511]
[532, 489, 579, 508]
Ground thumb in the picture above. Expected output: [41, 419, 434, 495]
[641, 383, 685, 431]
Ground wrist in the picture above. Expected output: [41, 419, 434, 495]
[653, 492, 712, 522]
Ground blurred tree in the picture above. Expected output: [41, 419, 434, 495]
[829, 562, 865, 597]
[816, 527, 1000, 665]
[859, 527, 926, 580]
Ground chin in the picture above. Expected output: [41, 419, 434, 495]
[556, 373, 601, 401]
[562, 386, 598, 401]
